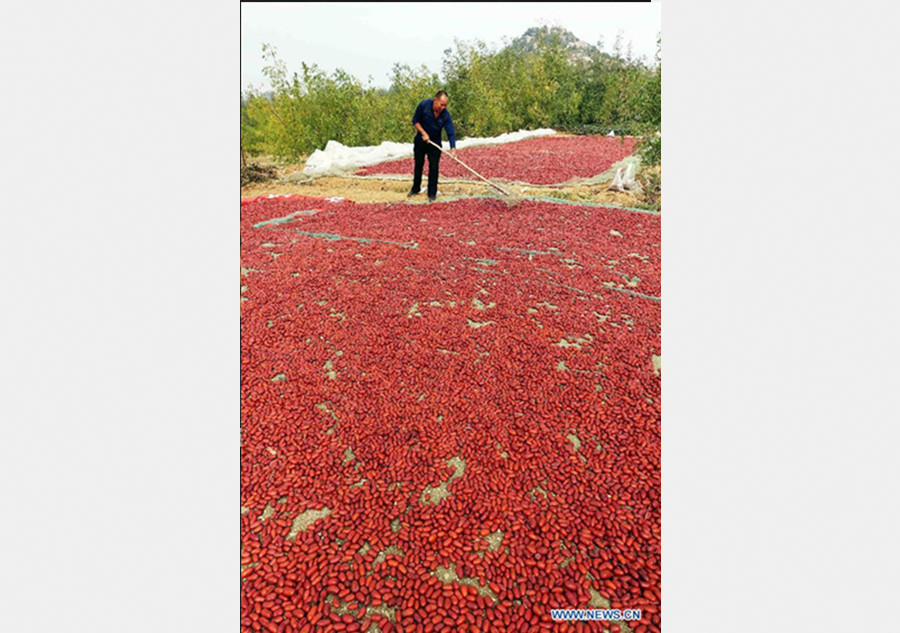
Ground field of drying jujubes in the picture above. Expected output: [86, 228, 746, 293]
[241, 136, 661, 633]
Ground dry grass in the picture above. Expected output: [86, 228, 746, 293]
[240, 141, 647, 207]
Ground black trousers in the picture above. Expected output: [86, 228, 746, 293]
[412, 135, 441, 197]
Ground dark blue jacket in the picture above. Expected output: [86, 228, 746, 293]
[412, 99, 456, 149]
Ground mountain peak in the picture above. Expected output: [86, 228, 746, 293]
[507, 26, 600, 64]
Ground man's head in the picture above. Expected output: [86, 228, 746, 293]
[433, 91, 449, 115]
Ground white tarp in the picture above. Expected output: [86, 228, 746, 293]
[302, 128, 557, 176]
[607, 158, 639, 192]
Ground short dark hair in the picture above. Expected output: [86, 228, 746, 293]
[435, 90, 448, 100]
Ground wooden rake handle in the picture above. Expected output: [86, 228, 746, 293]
[426, 140, 511, 196]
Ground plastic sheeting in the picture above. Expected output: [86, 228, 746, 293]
[302, 128, 557, 176]
[607, 158, 639, 192]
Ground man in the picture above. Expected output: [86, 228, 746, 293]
[409, 91, 457, 202]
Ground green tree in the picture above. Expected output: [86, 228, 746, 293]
[242, 29, 662, 160]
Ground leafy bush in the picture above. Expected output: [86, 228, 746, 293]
[554, 123, 649, 137]
[635, 168, 661, 211]
[636, 132, 661, 166]
[241, 36, 662, 160]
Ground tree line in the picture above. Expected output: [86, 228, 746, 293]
[241, 31, 661, 163]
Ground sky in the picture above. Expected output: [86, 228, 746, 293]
[241, 2, 661, 93]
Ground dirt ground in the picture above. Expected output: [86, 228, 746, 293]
[241, 156, 648, 208]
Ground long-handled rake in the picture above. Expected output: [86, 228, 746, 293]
[426, 140, 515, 198]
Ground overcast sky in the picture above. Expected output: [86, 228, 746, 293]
[241, 2, 661, 93]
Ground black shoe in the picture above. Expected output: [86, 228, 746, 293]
[407, 190, 419, 197]
[428, 196, 436, 202]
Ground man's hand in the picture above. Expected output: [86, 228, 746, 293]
[448, 148, 457, 159]
[421, 133, 430, 144]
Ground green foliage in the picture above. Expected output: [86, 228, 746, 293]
[636, 132, 661, 166]
[240, 93, 266, 157]
[635, 168, 661, 211]
[240, 34, 662, 162]
[240, 45, 442, 161]
[553, 124, 609, 136]
[441, 31, 586, 137]
[379, 63, 442, 141]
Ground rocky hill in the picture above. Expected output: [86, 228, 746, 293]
[506, 26, 605, 65]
